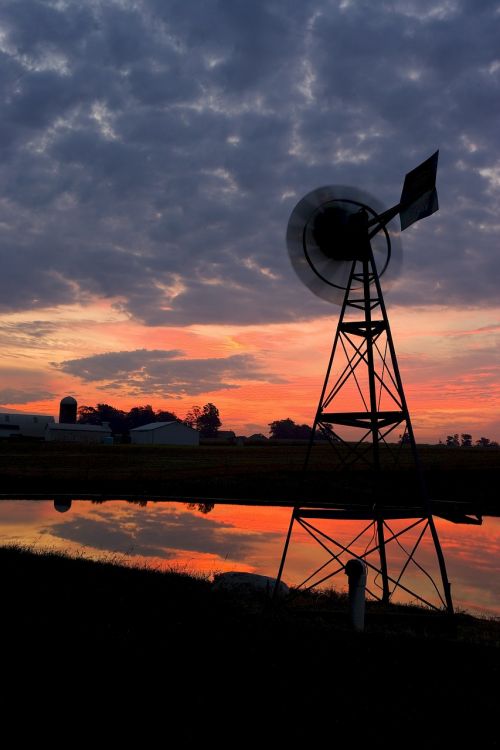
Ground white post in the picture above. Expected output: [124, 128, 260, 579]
[345, 559, 367, 632]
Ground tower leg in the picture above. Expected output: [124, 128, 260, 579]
[428, 515, 454, 614]
[273, 508, 296, 600]
[376, 518, 390, 604]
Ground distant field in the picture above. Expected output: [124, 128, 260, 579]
[0, 441, 498, 512]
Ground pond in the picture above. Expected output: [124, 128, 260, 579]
[0, 499, 498, 617]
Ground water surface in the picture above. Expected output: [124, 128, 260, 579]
[0, 499, 498, 616]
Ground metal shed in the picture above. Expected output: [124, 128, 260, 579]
[0, 413, 55, 439]
[130, 421, 199, 446]
[45, 423, 112, 443]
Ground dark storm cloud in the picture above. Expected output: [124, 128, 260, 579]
[0, 0, 499, 323]
[54, 348, 284, 396]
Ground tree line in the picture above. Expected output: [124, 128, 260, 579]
[78, 406, 313, 440]
[269, 421, 500, 447]
[77, 411, 321, 441]
[268, 418, 313, 440]
[77, 402, 221, 437]
[441, 433, 499, 448]
[76, 407, 499, 446]
[267, 418, 338, 441]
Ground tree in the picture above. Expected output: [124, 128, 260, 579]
[269, 418, 297, 439]
[96, 404, 128, 434]
[460, 433, 472, 448]
[184, 405, 202, 429]
[127, 405, 156, 429]
[476, 437, 498, 448]
[268, 418, 312, 440]
[78, 403, 127, 434]
[293, 423, 313, 440]
[187, 502, 214, 514]
[184, 403, 221, 436]
[155, 409, 179, 423]
[196, 403, 221, 437]
[78, 405, 100, 424]
[445, 434, 460, 447]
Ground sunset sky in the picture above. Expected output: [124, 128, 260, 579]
[1, 0, 499, 441]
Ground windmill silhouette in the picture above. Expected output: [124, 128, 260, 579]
[275, 152, 455, 613]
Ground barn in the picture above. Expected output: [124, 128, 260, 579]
[130, 421, 199, 446]
[0, 413, 55, 439]
[45, 422, 112, 444]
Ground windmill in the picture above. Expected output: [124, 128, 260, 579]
[275, 152, 456, 613]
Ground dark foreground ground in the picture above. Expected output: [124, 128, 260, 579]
[2, 546, 498, 746]
[0, 441, 499, 514]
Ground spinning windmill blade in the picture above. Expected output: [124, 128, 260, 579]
[287, 185, 402, 305]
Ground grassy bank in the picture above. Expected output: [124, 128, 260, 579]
[0, 441, 499, 512]
[2, 545, 498, 744]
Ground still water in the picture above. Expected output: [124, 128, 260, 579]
[0, 499, 498, 617]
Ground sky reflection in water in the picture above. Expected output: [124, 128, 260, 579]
[0, 500, 498, 617]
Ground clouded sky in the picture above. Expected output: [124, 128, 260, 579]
[1, 0, 499, 439]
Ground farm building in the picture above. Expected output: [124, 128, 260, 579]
[45, 422, 112, 444]
[0, 413, 55, 439]
[130, 421, 199, 446]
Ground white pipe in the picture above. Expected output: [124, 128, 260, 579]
[345, 559, 367, 632]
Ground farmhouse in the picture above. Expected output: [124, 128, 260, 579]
[45, 422, 112, 444]
[0, 413, 55, 439]
[130, 421, 199, 446]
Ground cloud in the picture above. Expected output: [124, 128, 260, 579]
[0, 364, 57, 406]
[45, 504, 280, 560]
[53, 348, 285, 396]
[0, 387, 54, 405]
[0, 320, 61, 350]
[0, 0, 499, 326]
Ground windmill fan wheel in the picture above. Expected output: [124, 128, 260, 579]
[287, 185, 401, 305]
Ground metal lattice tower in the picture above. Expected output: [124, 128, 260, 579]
[275, 153, 455, 613]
